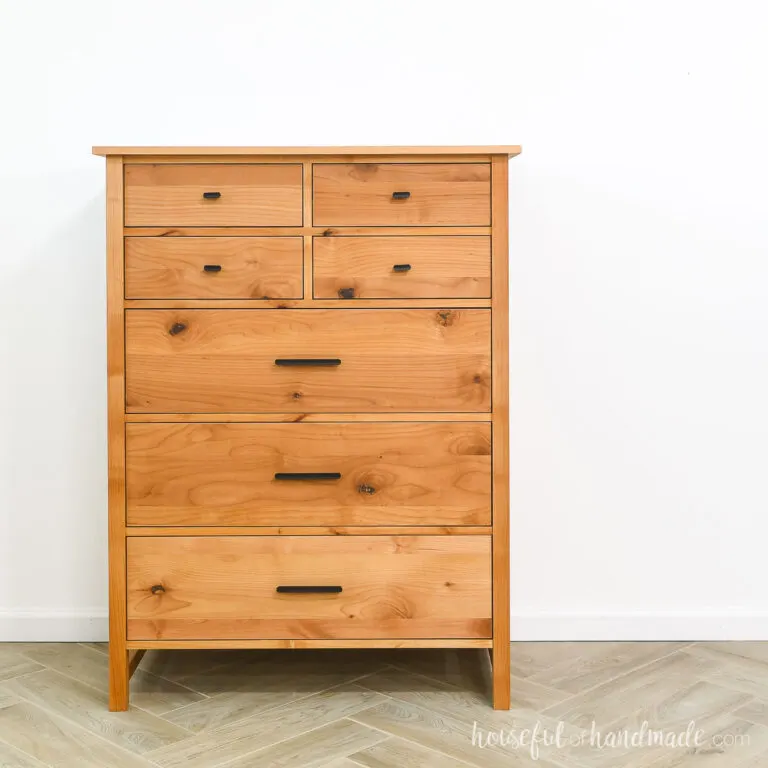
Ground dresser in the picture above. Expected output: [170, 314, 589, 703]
[93, 145, 521, 711]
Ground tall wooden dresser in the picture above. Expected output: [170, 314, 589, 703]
[93, 145, 521, 711]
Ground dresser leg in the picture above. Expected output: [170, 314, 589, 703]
[492, 642, 511, 709]
[109, 647, 129, 711]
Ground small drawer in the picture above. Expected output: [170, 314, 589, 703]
[127, 535, 492, 640]
[124, 164, 303, 226]
[125, 237, 303, 299]
[313, 236, 491, 299]
[126, 422, 491, 526]
[313, 163, 491, 226]
[125, 309, 491, 413]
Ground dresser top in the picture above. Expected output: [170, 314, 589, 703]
[92, 145, 521, 157]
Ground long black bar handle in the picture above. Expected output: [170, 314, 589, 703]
[393, 264, 412, 272]
[274, 358, 341, 367]
[392, 191, 411, 200]
[274, 472, 342, 481]
[203, 264, 222, 273]
[276, 586, 343, 594]
[202, 191, 221, 199]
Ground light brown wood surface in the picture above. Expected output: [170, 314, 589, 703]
[126, 422, 491, 526]
[491, 155, 511, 710]
[124, 164, 303, 226]
[125, 309, 491, 413]
[125, 237, 303, 299]
[313, 164, 491, 226]
[105, 156, 128, 711]
[126, 638, 493, 649]
[127, 536, 492, 640]
[126, 526, 492, 536]
[313, 236, 491, 299]
[93, 145, 522, 156]
[98, 147, 516, 711]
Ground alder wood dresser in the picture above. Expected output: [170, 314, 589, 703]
[93, 145, 521, 711]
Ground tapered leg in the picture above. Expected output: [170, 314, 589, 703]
[492, 642, 511, 709]
[109, 645, 129, 711]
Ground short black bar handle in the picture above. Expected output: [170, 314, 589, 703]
[392, 191, 411, 200]
[203, 264, 222, 273]
[274, 472, 342, 481]
[393, 264, 412, 272]
[274, 358, 341, 367]
[276, 586, 343, 594]
[202, 191, 221, 199]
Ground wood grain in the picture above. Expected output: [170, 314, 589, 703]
[124, 412, 491, 423]
[126, 638, 493, 649]
[105, 155, 128, 712]
[124, 164, 303, 226]
[313, 236, 491, 299]
[124, 309, 491, 413]
[126, 526, 492, 536]
[93, 145, 523, 157]
[313, 164, 491, 226]
[124, 298, 491, 310]
[126, 536, 492, 640]
[491, 155, 511, 710]
[125, 422, 491, 526]
[125, 237, 303, 299]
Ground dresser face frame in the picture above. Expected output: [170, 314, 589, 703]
[97, 146, 519, 711]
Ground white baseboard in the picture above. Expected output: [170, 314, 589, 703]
[0, 610, 108, 642]
[2, 610, 768, 643]
[511, 612, 768, 641]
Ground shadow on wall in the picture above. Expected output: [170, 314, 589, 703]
[1, 176, 107, 618]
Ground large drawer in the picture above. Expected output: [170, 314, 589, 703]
[125, 309, 491, 413]
[126, 422, 491, 526]
[313, 163, 491, 226]
[127, 535, 492, 640]
[124, 164, 303, 226]
[313, 236, 491, 299]
[125, 237, 304, 299]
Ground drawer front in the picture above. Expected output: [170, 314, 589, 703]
[126, 422, 491, 526]
[127, 536, 492, 640]
[125, 309, 490, 413]
[313, 236, 491, 299]
[125, 237, 303, 299]
[313, 164, 491, 226]
[124, 164, 303, 226]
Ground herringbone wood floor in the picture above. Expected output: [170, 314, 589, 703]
[0, 642, 767, 766]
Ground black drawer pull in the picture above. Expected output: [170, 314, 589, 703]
[275, 472, 342, 481]
[392, 191, 411, 200]
[150, 584, 166, 595]
[276, 586, 342, 594]
[202, 191, 221, 199]
[275, 358, 341, 367]
[203, 264, 222, 273]
[393, 264, 412, 272]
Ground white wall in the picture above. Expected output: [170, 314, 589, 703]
[1, 0, 766, 641]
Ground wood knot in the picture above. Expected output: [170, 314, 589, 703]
[436, 311, 455, 327]
[322, 228, 335, 237]
[169, 322, 187, 336]
[150, 584, 166, 595]
[357, 484, 376, 495]
[444, 581, 455, 587]
[292, 392, 303, 400]
[473, 374, 483, 384]
[338, 287, 355, 299]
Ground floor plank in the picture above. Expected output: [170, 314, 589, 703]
[18, 643, 205, 716]
[0, 670, 188, 755]
[222, 718, 388, 768]
[0, 699, 156, 767]
[148, 684, 386, 768]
